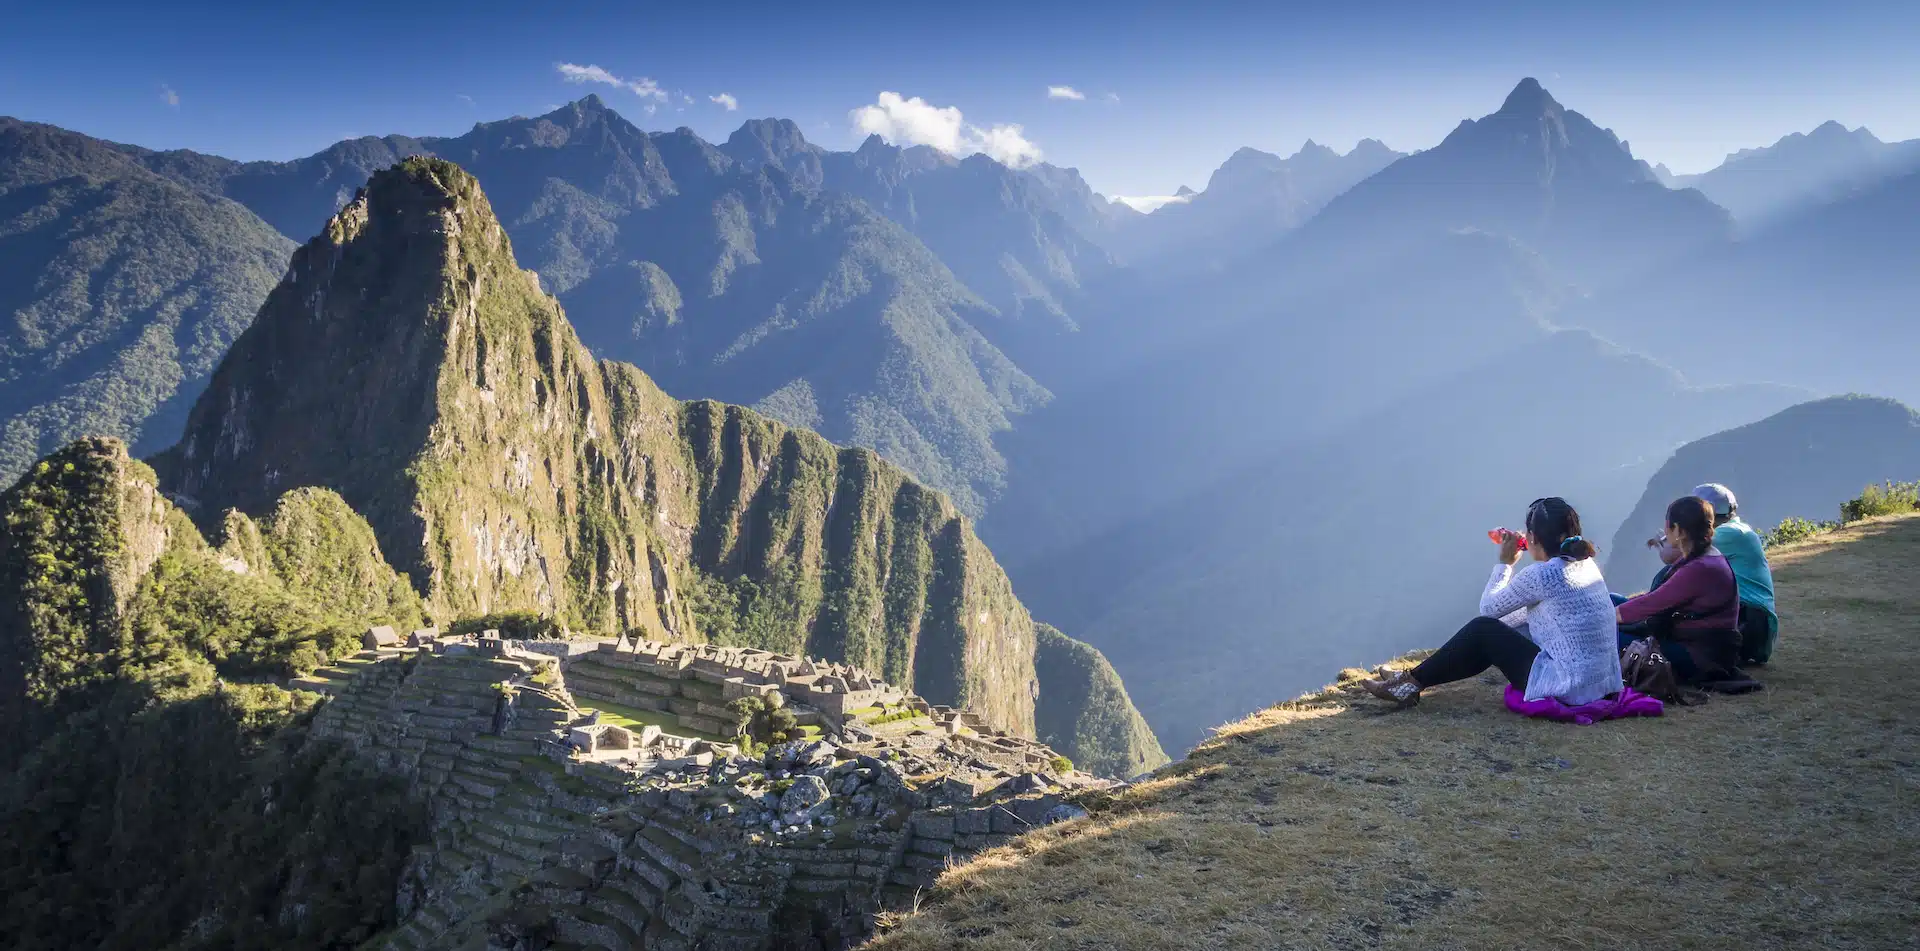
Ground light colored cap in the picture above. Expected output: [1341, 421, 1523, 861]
[1693, 483, 1737, 516]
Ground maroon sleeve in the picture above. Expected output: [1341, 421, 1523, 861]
[1618, 559, 1713, 624]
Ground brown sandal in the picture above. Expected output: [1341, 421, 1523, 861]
[1359, 671, 1422, 706]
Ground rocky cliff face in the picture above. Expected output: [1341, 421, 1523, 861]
[153, 157, 1132, 744]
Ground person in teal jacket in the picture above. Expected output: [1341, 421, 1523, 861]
[1692, 483, 1779, 665]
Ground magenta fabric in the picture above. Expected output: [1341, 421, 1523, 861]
[1502, 685, 1664, 725]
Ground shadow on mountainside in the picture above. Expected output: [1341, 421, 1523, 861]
[865, 516, 1920, 951]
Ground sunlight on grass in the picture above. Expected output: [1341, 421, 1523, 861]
[865, 514, 1920, 951]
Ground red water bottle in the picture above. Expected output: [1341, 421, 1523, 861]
[1488, 528, 1528, 551]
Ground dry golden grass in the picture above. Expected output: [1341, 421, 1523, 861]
[867, 515, 1920, 950]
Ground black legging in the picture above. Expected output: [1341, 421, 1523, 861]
[1410, 616, 1540, 691]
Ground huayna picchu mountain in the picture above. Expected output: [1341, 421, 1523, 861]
[148, 156, 1161, 773]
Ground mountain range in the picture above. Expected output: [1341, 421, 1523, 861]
[5, 77, 1917, 754]
[1106, 138, 1405, 271]
[1671, 120, 1920, 226]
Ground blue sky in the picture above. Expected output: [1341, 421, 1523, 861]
[4, 1, 1918, 198]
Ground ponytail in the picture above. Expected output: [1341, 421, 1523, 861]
[1524, 497, 1598, 561]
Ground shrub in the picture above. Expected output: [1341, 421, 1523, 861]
[1840, 480, 1920, 523]
[1763, 517, 1835, 549]
[1049, 754, 1075, 774]
[727, 695, 800, 748]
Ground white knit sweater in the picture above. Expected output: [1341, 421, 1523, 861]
[1481, 557, 1623, 704]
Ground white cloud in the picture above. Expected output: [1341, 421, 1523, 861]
[1047, 85, 1085, 101]
[160, 84, 179, 108]
[556, 62, 668, 102]
[1113, 194, 1191, 213]
[710, 93, 739, 111]
[1106, 92, 1121, 102]
[456, 93, 475, 107]
[850, 91, 1043, 168]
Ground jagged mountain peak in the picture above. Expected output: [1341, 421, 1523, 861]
[1295, 139, 1339, 160]
[1497, 76, 1563, 116]
[1174, 184, 1197, 197]
[729, 116, 811, 149]
[1349, 138, 1398, 161]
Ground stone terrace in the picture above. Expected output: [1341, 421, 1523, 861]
[294, 631, 1113, 950]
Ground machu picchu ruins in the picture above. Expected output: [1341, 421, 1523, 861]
[291, 627, 1112, 949]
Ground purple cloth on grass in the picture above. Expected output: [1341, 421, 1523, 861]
[1502, 685, 1664, 725]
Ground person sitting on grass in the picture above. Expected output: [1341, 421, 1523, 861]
[1692, 483, 1779, 665]
[1614, 496, 1744, 683]
[1360, 497, 1621, 707]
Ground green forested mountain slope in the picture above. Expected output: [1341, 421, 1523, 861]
[1033, 623, 1167, 779]
[0, 438, 427, 949]
[151, 157, 1155, 765]
[0, 117, 295, 483]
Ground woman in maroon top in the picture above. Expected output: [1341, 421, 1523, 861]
[1615, 496, 1743, 681]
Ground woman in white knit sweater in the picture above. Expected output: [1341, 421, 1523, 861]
[1361, 497, 1623, 706]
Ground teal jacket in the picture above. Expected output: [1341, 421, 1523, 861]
[1714, 517, 1776, 618]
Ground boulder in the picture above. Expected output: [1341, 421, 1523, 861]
[779, 775, 831, 816]
[1044, 802, 1090, 824]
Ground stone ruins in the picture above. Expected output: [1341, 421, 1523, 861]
[290, 627, 1114, 950]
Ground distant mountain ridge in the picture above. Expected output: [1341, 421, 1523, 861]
[0, 117, 295, 482]
[1574, 163, 1920, 407]
[1110, 138, 1406, 269]
[1672, 120, 1920, 225]
[1290, 77, 1730, 287]
[718, 121, 1120, 360]
[1606, 395, 1920, 587]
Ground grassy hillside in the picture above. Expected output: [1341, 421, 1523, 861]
[868, 514, 1920, 950]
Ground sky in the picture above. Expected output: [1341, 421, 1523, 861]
[4, 1, 1919, 200]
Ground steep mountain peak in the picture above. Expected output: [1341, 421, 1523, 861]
[1295, 139, 1339, 160]
[725, 117, 814, 158]
[1175, 184, 1197, 197]
[1224, 145, 1279, 165]
[1809, 118, 1857, 139]
[1352, 137, 1393, 154]
[1497, 76, 1563, 117]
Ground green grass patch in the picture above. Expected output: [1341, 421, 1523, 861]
[577, 698, 730, 742]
